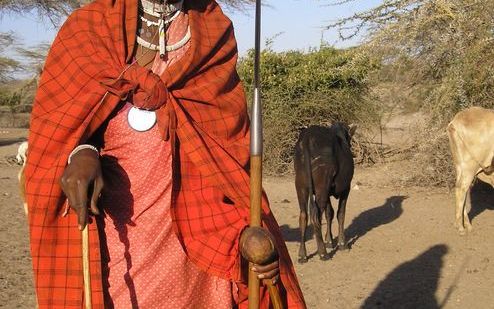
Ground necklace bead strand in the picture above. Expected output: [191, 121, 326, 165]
[137, 0, 188, 57]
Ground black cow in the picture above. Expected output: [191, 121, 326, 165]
[294, 123, 356, 263]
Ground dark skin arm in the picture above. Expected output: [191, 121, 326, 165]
[60, 148, 280, 281]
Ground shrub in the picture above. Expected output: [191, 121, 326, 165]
[238, 46, 381, 174]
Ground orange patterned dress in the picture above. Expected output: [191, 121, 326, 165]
[98, 11, 232, 307]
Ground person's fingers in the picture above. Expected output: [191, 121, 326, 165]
[272, 274, 279, 285]
[255, 267, 279, 280]
[252, 260, 279, 273]
[60, 175, 77, 208]
[252, 260, 279, 279]
[62, 201, 70, 217]
[61, 176, 85, 223]
[90, 177, 104, 215]
[63, 187, 78, 215]
[76, 179, 89, 230]
[263, 274, 280, 286]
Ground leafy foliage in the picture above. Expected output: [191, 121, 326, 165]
[16, 42, 50, 76]
[0, 0, 254, 24]
[0, 0, 254, 108]
[238, 46, 380, 174]
[0, 0, 88, 24]
[0, 37, 47, 114]
[0, 32, 21, 82]
[329, 0, 494, 185]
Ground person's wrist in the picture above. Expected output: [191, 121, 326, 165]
[68, 144, 99, 165]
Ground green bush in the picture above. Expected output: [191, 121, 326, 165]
[237, 46, 380, 174]
[0, 89, 21, 107]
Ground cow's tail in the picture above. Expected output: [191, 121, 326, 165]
[304, 143, 321, 231]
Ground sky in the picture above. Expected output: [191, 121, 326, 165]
[0, 0, 382, 58]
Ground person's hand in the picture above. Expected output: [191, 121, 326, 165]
[252, 260, 280, 285]
[240, 227, 280, 285]
[60, 148, 103, 230]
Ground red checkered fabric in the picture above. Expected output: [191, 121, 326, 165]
[25, 0, 306, 308]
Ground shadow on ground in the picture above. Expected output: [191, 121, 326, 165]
[279, 224, 313, 242]
[346, 195, 407, 248]
[362, 244, 448, 309]
[469, 179, 494, 224]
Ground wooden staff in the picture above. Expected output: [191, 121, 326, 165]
[82, 225, 92, 309]
[247, 0, 262, 305]
[247, 0, 283, 308]
[242, 227, 283, 309]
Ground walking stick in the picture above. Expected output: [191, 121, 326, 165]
[246, 0, 283, 308]
[82, 225, 92, 309]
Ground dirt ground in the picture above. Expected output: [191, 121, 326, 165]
[2, 126, 494, 308]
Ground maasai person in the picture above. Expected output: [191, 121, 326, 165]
[25, 0, 306, 308]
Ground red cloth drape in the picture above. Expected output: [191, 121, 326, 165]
[25, 0, 306, 307]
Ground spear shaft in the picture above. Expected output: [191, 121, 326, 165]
[247, 0, 263, 307]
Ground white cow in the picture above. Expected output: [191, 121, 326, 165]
[16, 141, 28, 215]
[447, 106, 494, 234]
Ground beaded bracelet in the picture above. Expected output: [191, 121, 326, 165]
[67, 144, 99, 165]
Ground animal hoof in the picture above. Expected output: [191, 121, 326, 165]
[338, 243, 349, 251]
[298, 257, 308, 264]
[326, 241, 335, 249]
[458, 229, 467, 236]
[319, 253, 330, 261]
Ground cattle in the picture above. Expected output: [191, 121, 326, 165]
[447, 106, 494, 235]
[294, 122, 356, 263]
[16, 141, 28, 164]
[16, 141, 28, 215]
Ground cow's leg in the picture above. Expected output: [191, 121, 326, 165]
[313, 193, 329, 260]
[18, 164, 27, 215]
[463, 187, 473, 232]
[455, 169, 474, 235]
[325, 198, 335, 248]
[296, 184, 309, 263]
[336, 190, 350, 250]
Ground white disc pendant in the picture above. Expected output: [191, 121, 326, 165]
[127, 106, 157, 132]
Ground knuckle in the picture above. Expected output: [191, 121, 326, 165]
[71, 202, 85, 210]
[62, 176, 81, 188]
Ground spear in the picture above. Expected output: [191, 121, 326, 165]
[245, 0, 283, 307]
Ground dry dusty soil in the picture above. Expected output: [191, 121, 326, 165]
[2, 127, 494, 308]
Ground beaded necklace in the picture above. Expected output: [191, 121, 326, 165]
[136, 0, 190, 58]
